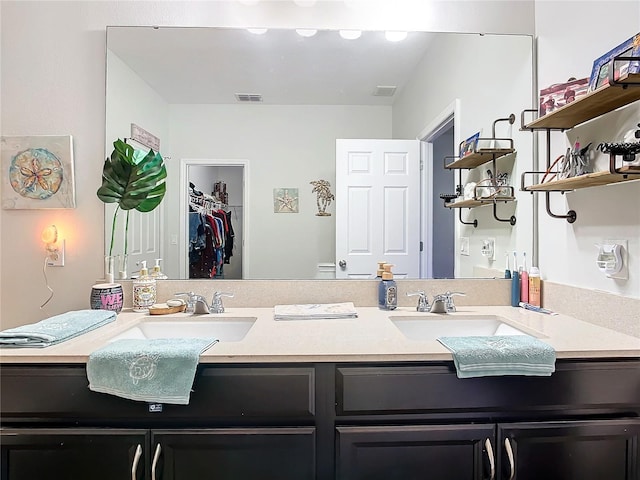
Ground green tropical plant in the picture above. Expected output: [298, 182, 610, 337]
[97, 139, 167, 256]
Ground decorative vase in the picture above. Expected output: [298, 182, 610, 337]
[104, 255, 115, 284]
[117, 253, 128, 280]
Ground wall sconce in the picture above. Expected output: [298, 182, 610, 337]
[41, 224, 65, 267]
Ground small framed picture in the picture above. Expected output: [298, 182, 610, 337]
[588, 33, 640, 92]
[1, 135, 76, 209]
[459, 132, 480, 158]
[273, 188, 299, 213]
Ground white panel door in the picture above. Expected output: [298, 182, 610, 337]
[335, 139, 420, 279]
[127, 207, 161, 275]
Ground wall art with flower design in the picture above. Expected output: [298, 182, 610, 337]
[1, 135, 76, 209]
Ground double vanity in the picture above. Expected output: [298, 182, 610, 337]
[2, 305, 639, 479]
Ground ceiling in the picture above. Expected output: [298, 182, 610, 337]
[107, 26, 435, 105]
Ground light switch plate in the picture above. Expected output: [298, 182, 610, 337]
[460, 237, 470, 256]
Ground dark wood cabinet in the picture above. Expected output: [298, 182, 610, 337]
[1, 359, 639, 480]
[497, 419, 640, 480]
[152, 428, 315, 480]
[0, 428, 148, 480]
[336, 424, 495, 480]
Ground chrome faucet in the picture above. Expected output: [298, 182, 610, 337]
[406, 291, 430, 312]
[175, 291, 234, 314]
[429, 291, 465, 313]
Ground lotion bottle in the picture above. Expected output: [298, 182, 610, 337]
[378, 264, 398, 310]
[520, 252, 529, 303]
[132, 261, 157, 312]
[528, 267, 541, 307]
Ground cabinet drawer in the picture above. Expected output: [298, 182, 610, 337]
[1, 365, 315, 424]
[336, 360, 640, 417]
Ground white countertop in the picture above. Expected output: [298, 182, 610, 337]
[1, 306, 638, 364]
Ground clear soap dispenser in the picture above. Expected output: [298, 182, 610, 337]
[378, 263, 398, 310]
[132, 261, 157, 312]
[151, 258, 168, 280]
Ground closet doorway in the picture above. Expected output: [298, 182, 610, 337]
[179, 159, 248, 279]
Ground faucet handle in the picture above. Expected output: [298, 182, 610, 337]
[442, 291, 465, 313]
[175, 292, 197, 313]
[406, 291, 430, 312]
[211, 291, 234, 313]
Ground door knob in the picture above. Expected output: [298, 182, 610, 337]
[338, 260, 347, 269]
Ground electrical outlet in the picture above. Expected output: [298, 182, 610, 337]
[481, 238, 496, 261]
[460, 237, 470, 256]
[46, 239, 65, 267]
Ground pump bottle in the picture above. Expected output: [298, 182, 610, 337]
[132, 261, 157, 312]
[378, 264, 398, 310]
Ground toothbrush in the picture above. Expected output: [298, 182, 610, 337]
[504, 252, 511, 279]
[520, 252, 529, 303]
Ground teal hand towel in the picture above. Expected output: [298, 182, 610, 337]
[437, 335, 556, 379]
[87, 337, 218, 405]
[0, 309, 116, 348]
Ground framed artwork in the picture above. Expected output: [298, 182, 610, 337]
[588, 33, 640, 92]
[1, 135, 76, 209]
[459, 131, 480, 158]
[273, 188, 299, 213]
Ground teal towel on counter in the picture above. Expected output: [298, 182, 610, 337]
[0, 309, 116, 348]
[437, 335, 556, 379]
[87, 337, 218, 405]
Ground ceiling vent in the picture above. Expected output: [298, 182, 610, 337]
[373, 85, 397, 97]
[235, 93, 263, 102]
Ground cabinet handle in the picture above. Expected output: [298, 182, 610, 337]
[484, 438, 495, 480]
[151, 443, 162, 480]
[504, 437, 515, 480]
[131, 444, 143, 480]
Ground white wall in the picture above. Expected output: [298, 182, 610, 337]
[392, 32, 534, 278]
[535, 1, 640, 299]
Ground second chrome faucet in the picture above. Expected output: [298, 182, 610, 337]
[406, 291, 465, 313]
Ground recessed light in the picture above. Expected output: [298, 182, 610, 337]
[247, 28, 268, 35]
[339, 30, 362, 40]
[296, 29, 318, 38]
[385, 31, 408, 42]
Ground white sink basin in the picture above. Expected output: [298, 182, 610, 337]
[390, 315, 529, 340]
[109, 317, 257, 343]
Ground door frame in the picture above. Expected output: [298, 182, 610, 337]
[416, 99, 461, 279]
[178, 158, 249, 279]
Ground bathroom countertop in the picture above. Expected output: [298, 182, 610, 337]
[0, 306, 638, 364]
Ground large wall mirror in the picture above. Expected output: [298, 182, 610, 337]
[106, 26, 534, 280]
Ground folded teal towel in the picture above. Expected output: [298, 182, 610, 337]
[87, 337, 218, 405]
[437, 335, 556, 378]
[0, 309, 116, 348]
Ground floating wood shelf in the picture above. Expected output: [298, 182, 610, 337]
[524, 72, 640, 130]
[524, 167, 640, 192]
[445, 148, 515, 169]
[445, 197, 516, 208]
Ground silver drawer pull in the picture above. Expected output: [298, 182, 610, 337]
[131, 444, 142, 480]
[504, 437, 515, 480]
[151, 443, 162, 480]
[484, 438, 495, 480]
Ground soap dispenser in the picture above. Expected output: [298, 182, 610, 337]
[132, 261, 157, 312]
[151, 258, 168, 280]
[378, 263, 398, 310]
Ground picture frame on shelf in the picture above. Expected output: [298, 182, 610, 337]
[588, 32, 640, 92]
[459, 131, 480, 158]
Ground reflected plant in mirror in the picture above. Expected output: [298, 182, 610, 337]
[98, 139, 167, 281]
[106, 27, 534, 280]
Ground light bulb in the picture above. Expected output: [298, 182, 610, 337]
[339, 30, 362, 40]
[385, 31, 408, 42]
[41, 225, 58, 245]
[296, 29, 318, 38]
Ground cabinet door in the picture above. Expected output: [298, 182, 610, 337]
[498, 419, 640, 480]
[336, 424, 496, 480]
[151, 427, 315, 480]
[0, 428, 148, 480]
